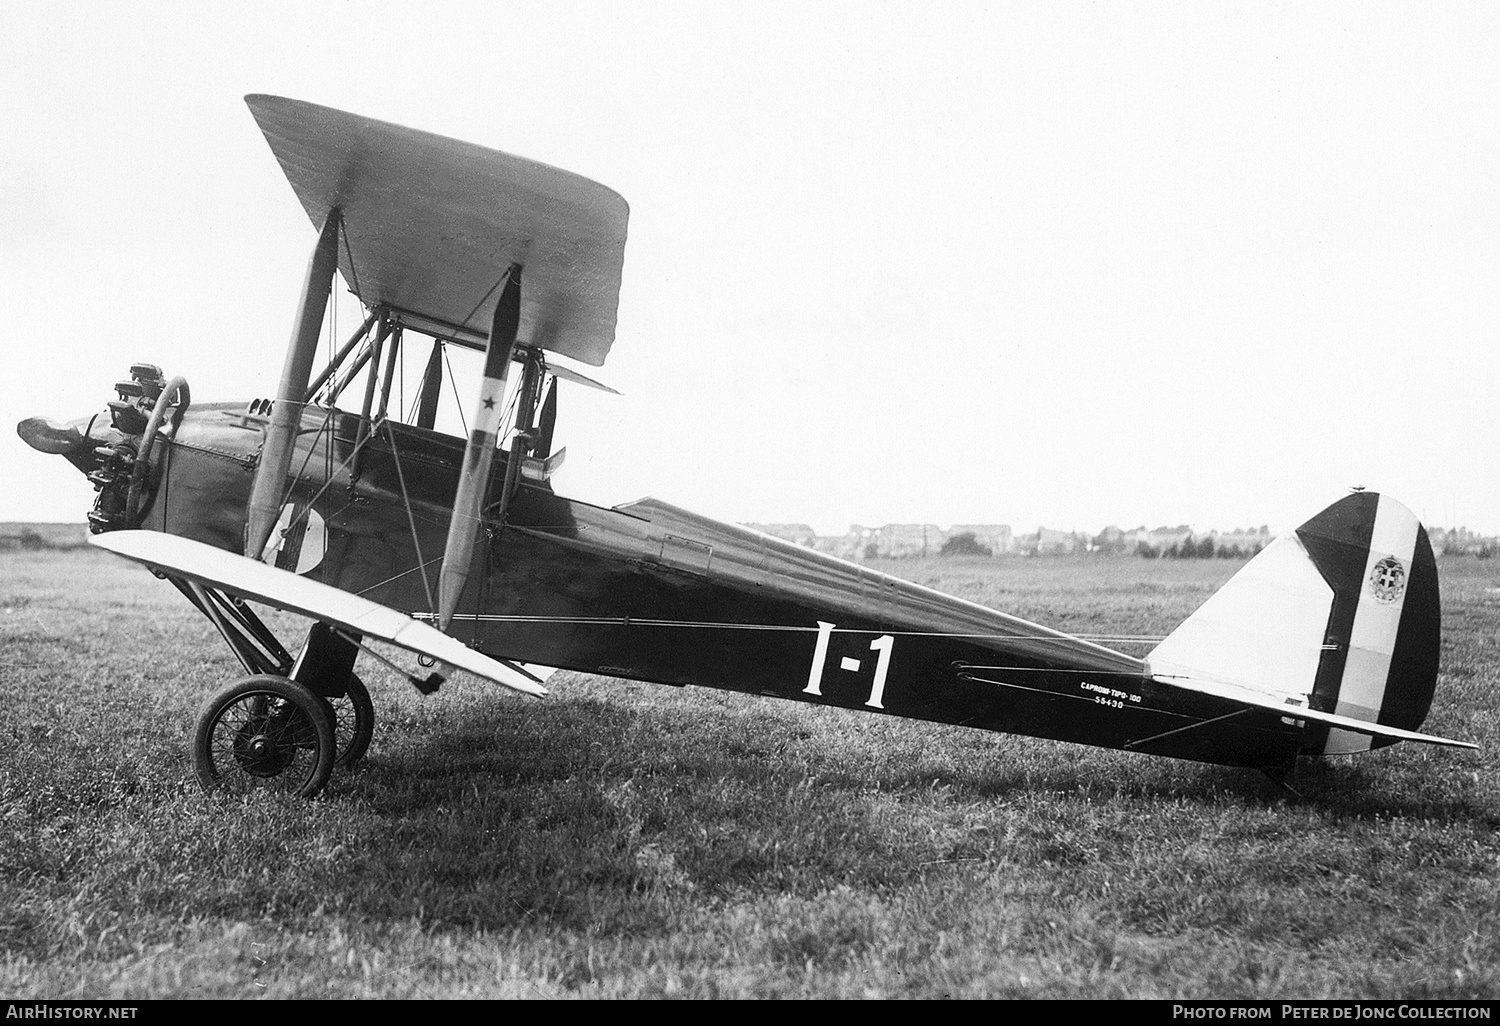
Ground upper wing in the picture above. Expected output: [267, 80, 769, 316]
[246, 94, 628, 368]
[91, 530, 547, 698]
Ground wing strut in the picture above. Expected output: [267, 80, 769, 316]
[497, 348, 545, 511]
[245, 211, 342, 560]
[437, 263, 522, 629]
[534, 376, 558, 459]
[415, 339, 444, 429]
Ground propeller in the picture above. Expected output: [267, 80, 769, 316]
[17, 416, 85, 455]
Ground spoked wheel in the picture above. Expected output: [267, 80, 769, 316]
[194, 675, 335, 798]
[323, 673, 374, 769]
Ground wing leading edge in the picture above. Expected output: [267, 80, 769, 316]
[90, 530, 547, 698]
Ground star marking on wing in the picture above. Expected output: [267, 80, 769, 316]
[482, 395, 496, 410]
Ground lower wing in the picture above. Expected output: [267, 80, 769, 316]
[90, 530, 548, 698]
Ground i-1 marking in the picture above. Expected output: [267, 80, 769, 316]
[803, 621, 895, 709]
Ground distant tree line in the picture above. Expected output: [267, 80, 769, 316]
[1135, 536, 1264, 560]
[0, 529, 55, 551]
[940, 532, 993, 557]
[0, 527, 87, 551]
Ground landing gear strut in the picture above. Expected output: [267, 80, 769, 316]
[175, 589, 377, 796]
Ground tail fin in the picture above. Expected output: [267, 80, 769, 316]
[1148, 492, 1443, 755]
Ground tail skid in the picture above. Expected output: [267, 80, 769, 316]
[1146, 492, 1472, 754]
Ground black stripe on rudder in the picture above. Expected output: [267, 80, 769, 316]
[1296, 491, 1378, 722]
[1377, 522, 1440, 735]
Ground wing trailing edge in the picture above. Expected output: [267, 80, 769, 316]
[90, 530, 547, 698]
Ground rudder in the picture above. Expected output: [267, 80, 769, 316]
[1296, 492, 1441, 754]
[1147, 492, 1441, 756]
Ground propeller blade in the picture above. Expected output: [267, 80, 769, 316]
[17, 417, 84, 455]
[535, 378, 558, 459]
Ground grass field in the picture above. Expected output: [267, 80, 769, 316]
[2, 547, 1497, 998]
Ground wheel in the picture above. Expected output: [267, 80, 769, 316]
[193, 675, 335, 798]
[324, 673, 374, 768]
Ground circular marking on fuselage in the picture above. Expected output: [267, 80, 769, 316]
[260, 503, 327, 576]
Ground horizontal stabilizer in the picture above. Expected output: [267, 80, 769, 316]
[1154, 671, 1476, 750]
[90, 530, 547, 698]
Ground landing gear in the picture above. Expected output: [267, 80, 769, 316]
[193, 675, 336, 797]
[293, 622, 374, 769]
[175, 595, 378, 796]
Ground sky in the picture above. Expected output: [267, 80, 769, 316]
[3, 1, 1497, 537]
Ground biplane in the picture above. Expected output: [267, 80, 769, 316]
[17, 96, 1475, 798]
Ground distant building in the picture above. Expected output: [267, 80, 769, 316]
[743, 517, 1423, 561]
[1016, 527, 1088, 556]
[862, 524, 942, 559]
[742, 522, 1017, 559]
[1210, 527, 1272, 555]
[1121, 526, 1194, 555]
[1093, 525, 1128, 553]
[744, 523, 820, 548]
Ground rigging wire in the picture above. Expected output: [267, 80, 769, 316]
[455, 270, 509, 338]
[404, 343, 436, 424]
[398, 611, 1167, 649]
[382, 418, 438, 616]
[276, 403, 337, 513]
[441, 344, 468, 438]
[499, 376, 522, 440]
[355, 555, 446, 598]
[338, 217, 363, 299]
[321, 285, 336, 536]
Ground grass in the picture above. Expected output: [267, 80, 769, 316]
[1, 548, 1497, 998]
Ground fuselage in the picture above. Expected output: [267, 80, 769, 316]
[105, 398, 1307, 769]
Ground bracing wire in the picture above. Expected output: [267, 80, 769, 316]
[382, 418, 438, 615]
[441, 344, 468, 439]
[275, 404, 336, 514]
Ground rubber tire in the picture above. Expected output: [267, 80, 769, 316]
[193, 674, 336, 798]
[327, 673, 375, 768]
